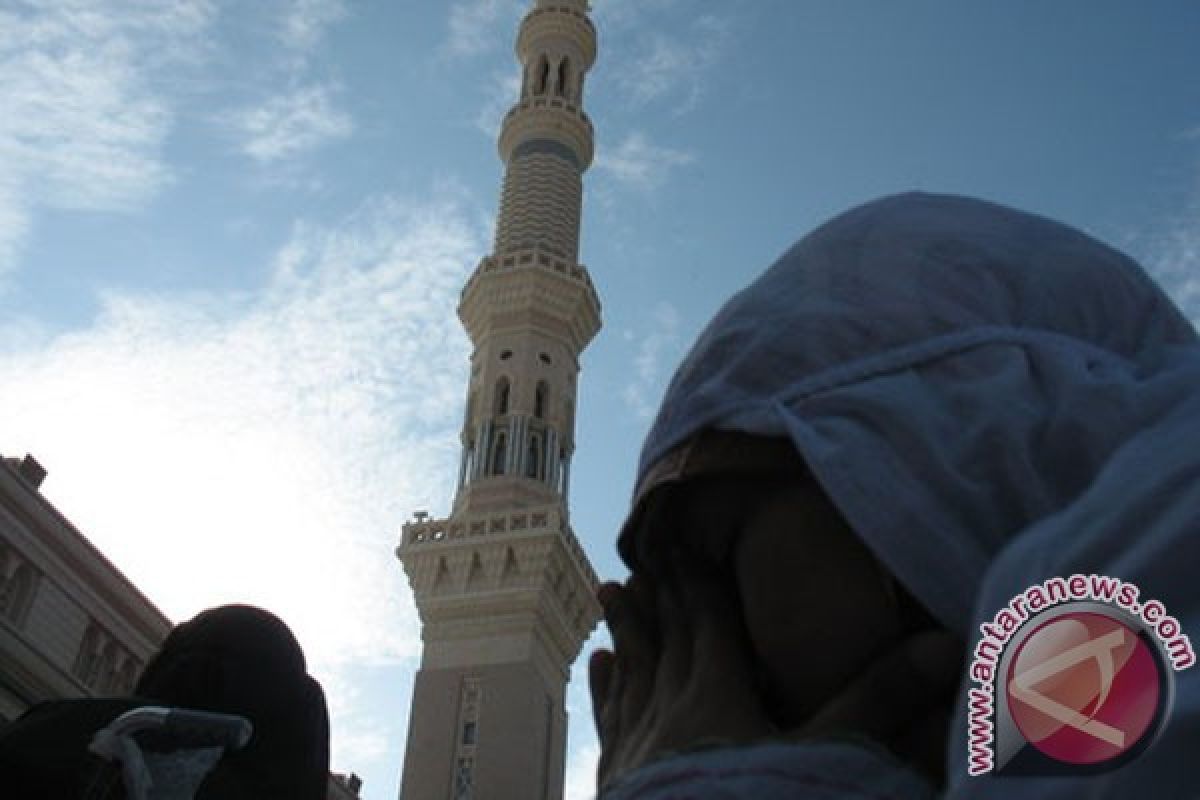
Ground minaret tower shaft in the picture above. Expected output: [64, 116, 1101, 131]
[396, 2, 602, 798]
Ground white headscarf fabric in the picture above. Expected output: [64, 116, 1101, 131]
[619, 192, 1200, 794]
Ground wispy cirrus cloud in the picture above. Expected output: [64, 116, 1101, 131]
[622, 301, 682, 419]
[226, 83, 354, 163]
[220, 1, 354, 166]
[474, 68, 523, 138]
[610, 14, 732, 113]
[445, 0, 524, 58]
[0, 184, 483, 784]
[596, 132, 694, 192]
[0, 0, 215, 275]
[281, 0, 348, 52]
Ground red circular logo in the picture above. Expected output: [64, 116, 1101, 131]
[1006, 612, 1162, 765]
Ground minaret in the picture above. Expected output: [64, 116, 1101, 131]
[395, 2, 601, 798]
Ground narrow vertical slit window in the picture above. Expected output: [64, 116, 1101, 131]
[556, 58, 570, 99]
[491, 432, 508, 476]
[526, 435, 541, 479]
[534, 382, 548, 419]
[494, 377, 510, 416]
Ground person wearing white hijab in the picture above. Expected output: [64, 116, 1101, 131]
[590, 192, 1200, 797]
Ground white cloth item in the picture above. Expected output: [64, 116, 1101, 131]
[614, 192, 1200, 796]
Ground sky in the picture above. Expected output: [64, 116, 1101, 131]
[1, 0, 1198, 797]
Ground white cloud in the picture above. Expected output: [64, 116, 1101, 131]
[610, 15, 731, 113]
[591, 0, 680, 29]
[228, 83, 354, 162]
[281, 0, 347, 51]
[474, 68, 523, 138]
[0, 0, 215, 273]
[0, 186, 482, 782]
[446, 0, 524, 57]
[622, 301, 682, 419]
[596, 132, 694, 192]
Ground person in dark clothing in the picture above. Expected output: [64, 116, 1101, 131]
[591, 193, 1200, 798]
[0, 604, 329, 799]
[132, 604, 330, 799]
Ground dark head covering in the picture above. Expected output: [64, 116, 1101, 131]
[136, 604, 329, 799]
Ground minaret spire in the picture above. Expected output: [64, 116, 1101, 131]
[395, 2, 602, 798]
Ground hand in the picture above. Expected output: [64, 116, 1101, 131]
[589, 558, 964, 791]
[589, 558, 776, 790]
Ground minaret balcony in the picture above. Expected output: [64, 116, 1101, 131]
[398, 506, 596, 589]
[498, 99, 593, 169]
[516, 6, 596, 70]
[396, 504, 601, 660]
[458, 250, 601, 351]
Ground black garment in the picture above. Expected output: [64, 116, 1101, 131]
[0, 604, 329, 799]
[134, 605, 330, 799]
[0, 697, 145, 798]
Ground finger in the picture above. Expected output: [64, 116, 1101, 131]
[674, 552, 755, 684]
[800, 629, 964, 743]
[613, 575, 659, 726]
[655, 565, 691, 693]
[595, 582, 627, 762]
[588, 648, 616, 739]
[664, 551, 777, 743]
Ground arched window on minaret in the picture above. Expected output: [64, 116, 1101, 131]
[494, 377, 510, 416]
[533, 56, 550, 96]
[526, 434, 542, 479]
[534, 382, 548, 419]
[491, 432, 508, 476]
[556, 58, 570, 100]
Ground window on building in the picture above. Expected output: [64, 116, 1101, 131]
[534, 382, 548, 419]
[533, 56, 549, 95]
[0, 562, 36, 627]
[556, 58, 570, 99]
[494, 377, 510, 416]
[526, 435, 541, 479]
[462, 720, 477, 746]
[115, 659, 139, 694]
[96, 642, 117, 692]
[491, 433, 507, 476]
[454, 757, 474, 800]
[73, 624, 102, 686]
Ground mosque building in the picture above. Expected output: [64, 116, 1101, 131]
[395, 1, 604, 797]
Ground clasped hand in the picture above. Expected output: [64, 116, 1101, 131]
[588, 556, 962, 790]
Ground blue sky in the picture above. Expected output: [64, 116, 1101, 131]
[1, 1, 1198, 797]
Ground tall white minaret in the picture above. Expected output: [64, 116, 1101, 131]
[396, 1, 601, 797]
